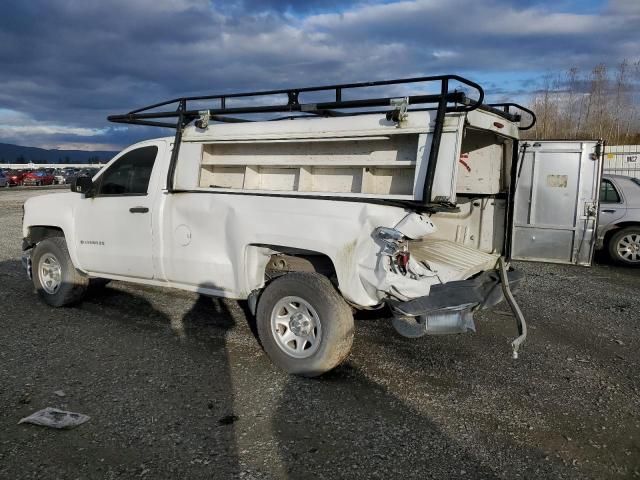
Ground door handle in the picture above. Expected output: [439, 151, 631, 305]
[129, 206, 149, 213]
[601, 209, 616, 213]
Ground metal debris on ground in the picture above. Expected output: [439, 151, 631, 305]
[18, 407, 90, 429]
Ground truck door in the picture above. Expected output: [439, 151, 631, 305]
[511, 141, 603, 266]
[73, 144, 161, 279]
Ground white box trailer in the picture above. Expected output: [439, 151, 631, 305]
[511, 140, 604, 266]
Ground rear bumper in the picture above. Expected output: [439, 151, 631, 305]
[388, 269, 524, 317]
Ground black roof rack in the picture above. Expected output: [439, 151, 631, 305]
[107, 74, 535, 207]
[484, 103, 536, 130]
[108, 75, 485, 126]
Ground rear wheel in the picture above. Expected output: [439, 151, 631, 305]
[256, 272, 354, 377]
[32, 237, 89, 306]
[608, 227, 640, 266]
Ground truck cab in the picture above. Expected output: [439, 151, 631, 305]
[22, 75, 533, 376]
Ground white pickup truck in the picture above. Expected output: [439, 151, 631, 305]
[21, 76, 533, 376]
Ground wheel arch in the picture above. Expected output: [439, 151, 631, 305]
[24, 225, 83, 272]
[603, 221, 640, 248]
[244, 244, 339, 314]
[24, 225, 66, 248]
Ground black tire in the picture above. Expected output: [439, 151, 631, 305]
[32, 237, 89, 307]
[256, 272, 354, 377]
[608, 227, 640, 266]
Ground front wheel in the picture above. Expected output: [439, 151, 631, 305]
[32, 237, 89, 306]
[608, 227, 640, 266]
[256, 273, 354, 377]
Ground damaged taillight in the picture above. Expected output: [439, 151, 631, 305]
[396, 251, 410, 273]
[374, 227, 405, 255]
[374, 227, 410, 273]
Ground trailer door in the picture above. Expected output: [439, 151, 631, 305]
[511, 141, 603, 266]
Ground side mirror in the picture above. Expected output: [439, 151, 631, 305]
[71, 176, 94, 196]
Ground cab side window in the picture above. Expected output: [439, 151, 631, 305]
[98, 146, 158, 196]
[600, 179, 621, 203]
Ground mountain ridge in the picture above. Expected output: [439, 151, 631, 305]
[0, 142, 117, 164]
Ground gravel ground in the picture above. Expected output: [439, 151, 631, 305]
[0, 188, 639, 479]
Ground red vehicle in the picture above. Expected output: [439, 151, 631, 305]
[6, 170, 28, 186]
[22, 170, 55, 186]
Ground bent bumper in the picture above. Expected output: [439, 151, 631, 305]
[388, 269, 524, 338]
[388, 269, 524, 317]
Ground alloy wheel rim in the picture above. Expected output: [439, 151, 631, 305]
[270, 296, 322, 359]
[617, 233, 640, 263]
[38, 253, 62, 294]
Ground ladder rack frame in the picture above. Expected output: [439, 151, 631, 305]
[107, 74, 536, 210]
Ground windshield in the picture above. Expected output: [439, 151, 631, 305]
[631, 178, 640, 188]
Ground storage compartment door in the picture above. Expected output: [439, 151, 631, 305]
[511, 141, 602, 266]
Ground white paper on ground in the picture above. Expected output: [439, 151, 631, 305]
[18, 407, 90, 429]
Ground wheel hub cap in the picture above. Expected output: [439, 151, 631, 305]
[618, 234, 640, 263]
[271, 296, 322, 359]
[39, 253, 62, 294]
[289, 312, 313, 337]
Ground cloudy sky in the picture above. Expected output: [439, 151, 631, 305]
[0, 0, 638, 150]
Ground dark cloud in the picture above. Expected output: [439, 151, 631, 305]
[0, 0, 637, 149]
[223, 0, 365, 14]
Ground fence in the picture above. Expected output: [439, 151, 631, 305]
[604, 145, 640, 179]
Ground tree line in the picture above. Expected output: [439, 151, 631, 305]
[524, 60, 640, 144]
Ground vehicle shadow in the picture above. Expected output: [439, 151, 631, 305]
[0, 263, 243, 479]
[0, 258, 561, 478]
[180, 290, 240, 475]
[82, 283, 242, 477]
[273, 364, 502, 479]
[79, 281, 506, 478]
[593, 249, 613, 266]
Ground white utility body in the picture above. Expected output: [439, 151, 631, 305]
[22, 76, 532, 376]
